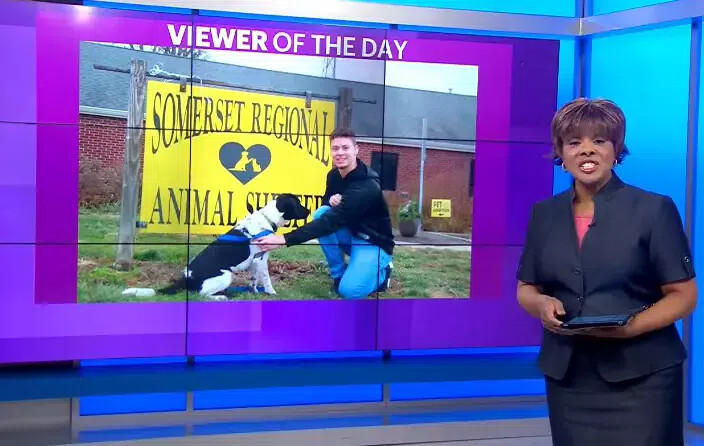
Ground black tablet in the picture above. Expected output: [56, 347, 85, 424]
[560, 313, 633, 329]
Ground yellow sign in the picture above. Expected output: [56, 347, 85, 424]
[431, 199, 452, 218]
[140, 80, 336, 235]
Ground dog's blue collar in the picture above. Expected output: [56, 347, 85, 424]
[250, 230, 274, 239]
[216, 229, 274, 243]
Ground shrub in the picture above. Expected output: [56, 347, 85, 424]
[79, 154, 123, 207]
[399, 198, 421, 220]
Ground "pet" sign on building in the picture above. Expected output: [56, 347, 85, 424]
[139, 80, 336, 235]
[431, 199, 452, 218]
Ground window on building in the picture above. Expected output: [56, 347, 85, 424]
[371, 151, 399, 191]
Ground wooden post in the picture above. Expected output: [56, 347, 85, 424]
[115, 59, 147, 270]
[338, 87, 353, 129]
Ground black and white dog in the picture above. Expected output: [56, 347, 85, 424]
[122, 194, 310, 300]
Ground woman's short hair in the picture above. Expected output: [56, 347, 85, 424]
[551, 98, 629, 166]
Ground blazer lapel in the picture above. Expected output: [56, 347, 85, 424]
[558, 188, 580, 261]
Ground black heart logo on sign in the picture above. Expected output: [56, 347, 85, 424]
[219, 142, 272, 185]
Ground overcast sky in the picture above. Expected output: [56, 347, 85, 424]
[206, 49, 479, 96]
[99, 43, 478, 96]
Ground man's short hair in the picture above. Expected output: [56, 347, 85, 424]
[330, 127, 357, 145]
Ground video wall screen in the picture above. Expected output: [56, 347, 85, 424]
[0, 0, 557, 362]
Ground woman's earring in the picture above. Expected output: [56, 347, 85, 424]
[561, 162, 567, 172]
[613, 159, 618, 167]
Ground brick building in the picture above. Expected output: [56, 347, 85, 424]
[79, 43, 476, 233]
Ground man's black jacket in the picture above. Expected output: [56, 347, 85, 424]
[284, 159, 395, 255]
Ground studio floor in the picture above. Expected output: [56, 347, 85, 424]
[54, 416, 704, 446]
[3, 398, 703, 446]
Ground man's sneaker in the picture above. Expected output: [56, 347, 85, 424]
[376, 262, 393, 292]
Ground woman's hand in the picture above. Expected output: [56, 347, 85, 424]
[537, 295, 573, 335]
[517, 282, 573, 336]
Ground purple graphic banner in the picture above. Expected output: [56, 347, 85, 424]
[0, 1, 557, 363]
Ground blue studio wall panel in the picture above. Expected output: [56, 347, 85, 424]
[692, 24, 704, 427]
[387, 348, 542, 399]
[193, 354, 384, 410]
[591, 0, 676, 16]
[554, 38, 577, 194]
[79, 357, 188, 416]
[350, 0, 576, 17]
[557, 40, 577, 110]
[588, 24, 691, 214]
[194, 385, 383, 410]
[389, 380, 545, 401]
[80, 393, 187, 416]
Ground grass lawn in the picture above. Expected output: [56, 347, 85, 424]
[78, 205, 470, 303]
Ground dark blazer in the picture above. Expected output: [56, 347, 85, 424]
[518, 174, 695, 382]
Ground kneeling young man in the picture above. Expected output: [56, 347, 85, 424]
[253, 128, 395, 299]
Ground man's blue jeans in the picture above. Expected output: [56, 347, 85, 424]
[313, 205, 392, 299]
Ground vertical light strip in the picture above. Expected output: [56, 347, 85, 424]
[691, 14, 704, 427]
[684, 16, 701, 427]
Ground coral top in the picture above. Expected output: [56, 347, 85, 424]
[574, 214, 593, 248]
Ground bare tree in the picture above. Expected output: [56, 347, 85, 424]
[127, 44, 208, 60]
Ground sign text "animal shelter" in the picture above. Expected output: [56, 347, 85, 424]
[140, 81, 336, 236]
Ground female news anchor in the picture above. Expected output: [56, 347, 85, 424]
[517, 98, 698, 445]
